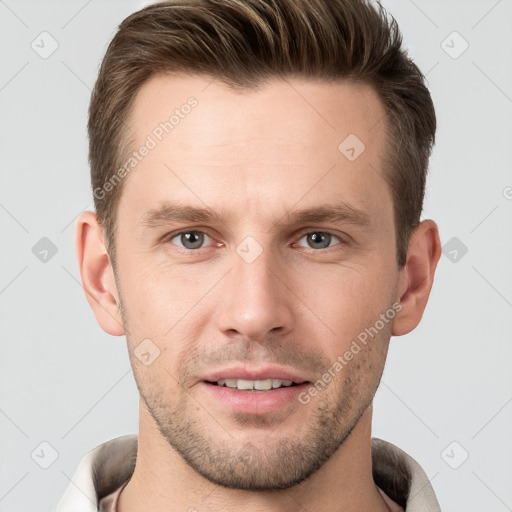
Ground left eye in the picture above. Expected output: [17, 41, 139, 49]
[296, 232, 342, 250]
[171, 231, 213, 250]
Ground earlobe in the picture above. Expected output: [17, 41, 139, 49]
[392, 219, 441, 336]
[75, 211, 126, 336]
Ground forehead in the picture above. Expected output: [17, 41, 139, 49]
[129, 73, 387, 150]
[120, 73, 391, 227]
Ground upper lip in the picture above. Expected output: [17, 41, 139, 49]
[200, 365, 310, 384]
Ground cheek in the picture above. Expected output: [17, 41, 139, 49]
[301, 263, 396, 344]
[118, 257, 223, 358]
[117, 255, 189, 325]
[130, 352, 180, 412]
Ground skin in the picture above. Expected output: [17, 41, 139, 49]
[76, 74, 441, 512]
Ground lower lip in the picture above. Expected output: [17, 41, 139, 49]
[201, 382, 309, 414]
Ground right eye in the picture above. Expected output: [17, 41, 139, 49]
[170, 230, 214, 250]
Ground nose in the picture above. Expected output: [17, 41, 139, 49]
[216, 245, 295, 342]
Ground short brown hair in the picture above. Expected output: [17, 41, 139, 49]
[88, 0, 435, 268]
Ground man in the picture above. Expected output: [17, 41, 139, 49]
[57, 0, 442, 510]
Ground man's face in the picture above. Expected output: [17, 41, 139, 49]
[114, 75, 401, 490]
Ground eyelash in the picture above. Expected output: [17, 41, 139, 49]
[165, 229, 349, 252]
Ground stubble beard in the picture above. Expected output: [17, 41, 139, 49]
[134, 343, 388, 491]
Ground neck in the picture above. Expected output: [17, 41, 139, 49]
[118, 402, 389, 512]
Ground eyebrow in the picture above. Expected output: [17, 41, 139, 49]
[279, 204, 371, 228]
[141, 204, 225, 228]
[140, 202, 371, 229]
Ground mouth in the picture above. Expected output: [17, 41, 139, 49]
[199, 368, 311, 414]
[207, 378, 303, 391]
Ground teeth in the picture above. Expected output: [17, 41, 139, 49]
[273, 379, 292, 388]
[254, 379, 273, 390]
[237, 379, 255, 390]
[216, 379, 294, 390]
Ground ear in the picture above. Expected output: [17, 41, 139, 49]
[392, 219, 441, 336]
[75, 211, 125, 336]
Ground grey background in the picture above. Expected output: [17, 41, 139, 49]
[1, 0, 511, 510]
